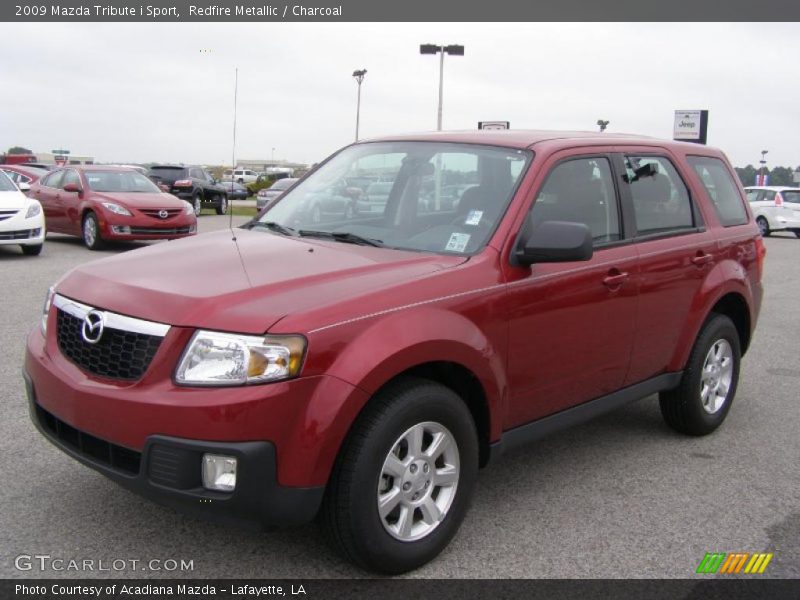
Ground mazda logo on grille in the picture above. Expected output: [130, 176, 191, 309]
[81, 310, 105, 344]
[158, 210, 169, 219]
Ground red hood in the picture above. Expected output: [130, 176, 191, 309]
[92, 192, 186, 209]
[56, 229, 466, 334]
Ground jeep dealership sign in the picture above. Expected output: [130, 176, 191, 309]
[673, 110, 709, 144]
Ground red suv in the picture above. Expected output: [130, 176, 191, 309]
[24, 131, 764, 573]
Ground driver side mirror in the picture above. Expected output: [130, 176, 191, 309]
[18, 181, 30, 192]
[512, 220, 593, 266]
[63, 182, 82, 195]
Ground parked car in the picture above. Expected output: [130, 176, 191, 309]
[256, 177, 298, 210]
[148, 165, 228, 216]
[20, 162, 55, 171]
[356, 181, 392, 214]
[744, 185, 800, 237]
[0, 170, 45, 255]
[0, 164, 49, 187]
[28, 166, 196, 250]
[223, 168, 259, 184]
[24, 131, 763, 574]
[218, 181, 250, 201]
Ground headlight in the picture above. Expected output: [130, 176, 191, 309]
[101, 202, 132, 216]
[41, 286, 55, 335]
[25, 203, 41, 219]
[183, 201, 194, 215]
[175, 331, 306, 386]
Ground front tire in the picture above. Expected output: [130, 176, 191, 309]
[82, 212, 105, 250]
[756, 216, 770, 237]
[659, 313, 741, 436]
[321, 378, 478, 574]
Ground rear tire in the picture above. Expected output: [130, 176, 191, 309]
[82, 212, 105, 250]
[21, 244, 43, 256]
[215, 194, 228, 215]
[320, 377, 478, 574]
[756, 216, 770, 237]
[659, 313, 741, 436]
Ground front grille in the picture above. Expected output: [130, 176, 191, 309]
[36, 404, 141, 475]
[128, 225, 193, 235]
[140, 209, 183, 219]
[56, 309, 163, 381]
[0, 209, 19, 222]
[0, 228, 34, 240]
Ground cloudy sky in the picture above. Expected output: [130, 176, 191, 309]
[1, 22, 798, 168]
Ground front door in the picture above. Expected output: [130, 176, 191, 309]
[504, 152, 639, 428]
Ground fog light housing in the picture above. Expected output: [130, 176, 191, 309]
[202, 454, 237, 492]
[112, 225, 131, 234]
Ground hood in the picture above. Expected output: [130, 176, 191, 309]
[93, 192, 186, 209]
[56, 229, 466, 334]
[0, 190, 30, 210]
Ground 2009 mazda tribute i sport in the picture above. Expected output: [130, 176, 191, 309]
[24, 130, 764, 573]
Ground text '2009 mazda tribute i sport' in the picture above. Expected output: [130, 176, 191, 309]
[24, 130, 764, 573]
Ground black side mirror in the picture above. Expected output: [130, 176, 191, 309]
[513, 220, 593, 266]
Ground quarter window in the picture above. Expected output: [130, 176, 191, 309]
[532, 157, 621, 244]
[687, 156, 748, 227]
[625, 156, 694, 234]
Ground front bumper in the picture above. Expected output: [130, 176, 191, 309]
[24, 370, 325, 529]
[0, 209, 45, 246]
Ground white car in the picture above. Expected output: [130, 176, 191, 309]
[222, 168, 259, 184]
[745, 185, 800, 238]
[0, 171, 45, 255]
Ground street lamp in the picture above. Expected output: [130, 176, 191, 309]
[759, 150, 768, 185]
[352, 69, 367, 142]
[419, 44, 464, 131]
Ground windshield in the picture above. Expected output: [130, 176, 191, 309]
[85, 171, 161, 193]
[257, 142, 531, 254]
[0, 171, 18, 192]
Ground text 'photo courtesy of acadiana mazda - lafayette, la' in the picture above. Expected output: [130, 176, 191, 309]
[24, 130, 764, 574]
[27, 166, 198, 250]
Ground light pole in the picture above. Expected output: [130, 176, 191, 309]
[419, 44, 464, 131]
[352, 69, 367, 142]
[759, 150, 768, 186]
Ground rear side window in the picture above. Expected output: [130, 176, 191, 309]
[42, 171, 64, 189]
[783, 191, 800, 204]
[687, 156, 748, 227]
[60, 170, 80, 188]
[532, 156, 621, 245]
[624, 156, 694, 235]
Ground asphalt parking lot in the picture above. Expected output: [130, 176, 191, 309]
[1, 219, 798, 579]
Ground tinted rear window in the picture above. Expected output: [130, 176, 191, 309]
[687, 156, 748, 227]
[149, 167, 187, 181]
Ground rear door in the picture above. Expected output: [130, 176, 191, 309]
[58, 169, 83, 235]
[620, 151, 717, 385]
[34, 170, 65, 231]
[504, 150, 639, 427]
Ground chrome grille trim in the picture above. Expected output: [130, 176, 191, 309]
[53, 294, 171, 337]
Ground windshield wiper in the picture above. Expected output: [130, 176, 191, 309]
[298, 230, 384, 247]
[245, 221, 297, 236]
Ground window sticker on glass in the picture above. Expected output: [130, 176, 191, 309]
[445, 232, 471, 252]
[465, 210, 483, 226]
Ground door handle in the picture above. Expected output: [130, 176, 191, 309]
[603, 270, 629, 288]
[691, 252, 714, 267]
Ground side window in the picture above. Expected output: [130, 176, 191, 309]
[745, 189, 760, 203]
[189, 168, 203, 180]
[61, 170, 80, 189]
[762, 190, 776, 204]
[1, 170, 18, 183]
[687, 156, 748, 227]
[625, 156, 694, 235]
[532, 157, 621, 244]
[42, 171, 64, 189]
[783, 191, 800, 204]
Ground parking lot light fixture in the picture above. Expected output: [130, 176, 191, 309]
[353, 69, 367, 142]
[419, 44, 464, 131]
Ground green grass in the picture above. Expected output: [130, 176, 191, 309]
[200, 206, 258, 217]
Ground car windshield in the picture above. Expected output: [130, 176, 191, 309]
[85, 171, 161, 193]
[0, 171, 18, 192]
[256, 142, 531, 254]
